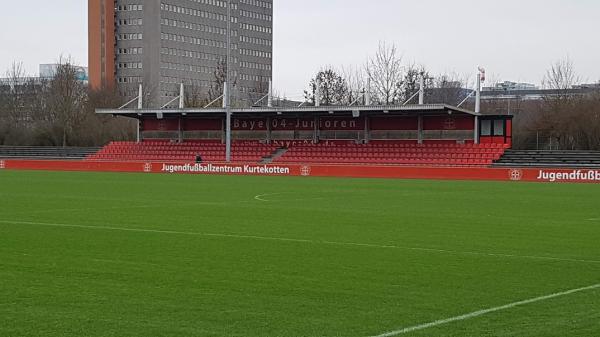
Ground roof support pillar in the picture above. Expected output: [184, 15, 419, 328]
[224, 82, 231, 162]
[136, 119, 141, 143]
[225, 108, 232, 161]
[474, 116, 480, 144]
[313, 116, 319, 144]
[364, 114, 369, 144]
[417, 115, 423, 144]
[266, 116, 272, 144]
[178, 117, 183, 143]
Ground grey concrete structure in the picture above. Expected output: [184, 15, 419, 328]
[113, 0, 272, 107]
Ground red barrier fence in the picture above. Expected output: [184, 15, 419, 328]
[1, 159, 599, 183]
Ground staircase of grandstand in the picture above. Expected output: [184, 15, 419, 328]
[87, 141, 278, 163]
[273, 142, 507, 166]
[0, 146, 100, 160]
[493, 150, 600, 168]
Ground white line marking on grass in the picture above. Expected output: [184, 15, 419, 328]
[27, 205, 156, 214]
[1, 220, 599, 265]
[254, 193, 285, 202]
[0, 220, 316, 244]
[371, 283, 600, 337]
[92, 258, 161, 267]
[361, 242, 600, 264]
[588, 218, 600, 221]
[320, 241, 600, 265]
[18, 201, 240, 215]
[254, 192, 327, 202]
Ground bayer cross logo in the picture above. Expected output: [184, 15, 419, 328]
[300, 165, 311, 177]
[443, 117, 456, 130]
[143, 163, 153, 173]
[0, 160, 5, 169]
[509, 169, 523, 181]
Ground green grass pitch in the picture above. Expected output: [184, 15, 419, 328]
[1, 170, 599, 337]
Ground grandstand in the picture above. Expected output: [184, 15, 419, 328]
[0, 146, 100, 160]
[493, 149, 600, 168]
[92, 104, 512, 167]
[87, 140, 507, 167]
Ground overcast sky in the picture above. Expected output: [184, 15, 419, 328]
[0, 0, 598, 98]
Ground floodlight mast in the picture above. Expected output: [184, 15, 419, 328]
[475, 67, 485, 114]
[418, 72, 425, 105]
[225, 0, 232, 162]
[474, 67, 485, 144]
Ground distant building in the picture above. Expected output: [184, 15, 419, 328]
[39, 64, 89, 82]
[572, 83, 600, 90]
[0, 64, 88, 88]
[483, 81, 538, 92]
[480, 80, 599, 103]
[88, 0, 274, 107]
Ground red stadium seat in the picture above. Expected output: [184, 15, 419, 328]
[86, 140, 278, 163]
[272, 141, 507, 168]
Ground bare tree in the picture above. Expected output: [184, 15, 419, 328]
[543, 57, 579, 91]
[509, 58, 600, 150]
[304, 68, 350, 106]
[341, 65, 366, 105]
[427, 73, 469, 105]
[365, 42, 405, 105]
[397, 64, 433, 104]
[77, 86, 134, 146]
[0, 57, 139, 146]
[183, 84, 209, 108]
[44, 57, 88, 146]
[536, 58, 580, 149]
[0, 62, 47, 144]
[577, 92, 600, 150]
[245, 80, 269, 107]
[208, 58, 237, 106]
[1, 62, 31, 128]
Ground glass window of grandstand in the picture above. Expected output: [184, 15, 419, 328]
[481, 120, 492, 136]
[493, 120, 505, 136]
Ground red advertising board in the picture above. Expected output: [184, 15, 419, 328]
[1, 159, 599, 183]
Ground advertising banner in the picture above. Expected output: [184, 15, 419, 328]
[1, 160, 599, 183]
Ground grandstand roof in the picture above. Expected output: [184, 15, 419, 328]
[97, 104, 481, 118]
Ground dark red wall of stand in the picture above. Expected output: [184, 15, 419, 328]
[423, 116, 474, 130]
[184, 119, 222, 131]
[142, 119, 180, 131]
[370, 117, 418, 130]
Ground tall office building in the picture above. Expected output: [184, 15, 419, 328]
[89, 0, 273, 107]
